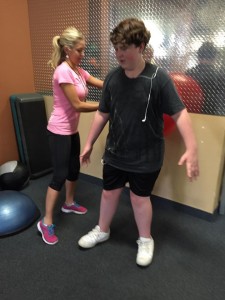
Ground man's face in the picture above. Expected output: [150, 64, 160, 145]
[113, 43, 143, 70]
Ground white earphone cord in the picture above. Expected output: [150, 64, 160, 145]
[142, 67, 159, 123]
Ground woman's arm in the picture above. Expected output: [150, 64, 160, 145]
[60, 83, 99, 112]
[87, 75, 104, 89]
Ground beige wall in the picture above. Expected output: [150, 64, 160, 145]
[0, 0, 35, 165]
[44, 96, 225, 214]
[153, 114, 225, 213]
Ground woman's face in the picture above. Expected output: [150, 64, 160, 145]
[113, 43, 143, 71]
[68, 39, 85, 65]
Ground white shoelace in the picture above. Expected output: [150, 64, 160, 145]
[137, 240, 152, 254]
[87, 227, 101, 241]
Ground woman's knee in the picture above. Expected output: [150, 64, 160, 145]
[49, 175, 66, 191]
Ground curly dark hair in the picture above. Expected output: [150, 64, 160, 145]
[110, 18, 151, 48]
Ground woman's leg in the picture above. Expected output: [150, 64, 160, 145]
[44, 187, 59, 225]
[38, 132, 70, 245]
[65, 179, 76, 205]
[65, 133, 80, 205]
[62, 133, 87, 214]
[44, 132, 71, 223]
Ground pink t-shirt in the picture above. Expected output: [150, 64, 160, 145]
[47, 62, 90, 135]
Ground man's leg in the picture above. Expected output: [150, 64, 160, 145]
[78, 188, 123, 248]
[130, 191, 152, 238]
[130, 191, 154, 267]
[99, 188, 123, 232]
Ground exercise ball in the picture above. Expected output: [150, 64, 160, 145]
[170, 72, 204, 113]
[0, 190, 40, 236]
[0, 161, 29, 191]
[163, 114, 175, 136]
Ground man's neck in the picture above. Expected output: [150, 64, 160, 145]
[125, 58, 146, 78]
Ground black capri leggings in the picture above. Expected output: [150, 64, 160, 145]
[47, 130, 80, 191]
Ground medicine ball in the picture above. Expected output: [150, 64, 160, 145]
[0, 161, 30, 190]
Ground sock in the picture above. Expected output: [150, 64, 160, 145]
[139, 237, 152, 242]
[42, 218, 52, 227]
[42, 219, 48, 226]
[65, 202, 74, 207]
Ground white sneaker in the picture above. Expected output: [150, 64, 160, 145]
[78, 225, 110, 248]
[136, 237, 154, 267]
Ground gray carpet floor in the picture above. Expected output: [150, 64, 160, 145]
[0, 173, 225, 300]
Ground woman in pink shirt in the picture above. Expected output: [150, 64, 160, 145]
[37, 27, 103, 245]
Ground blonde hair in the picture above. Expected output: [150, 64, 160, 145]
[48, 27, 84, 69]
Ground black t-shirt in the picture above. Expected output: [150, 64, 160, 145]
[99, 62, 185, 173]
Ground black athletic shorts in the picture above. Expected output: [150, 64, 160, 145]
[103, 163, 161, 197]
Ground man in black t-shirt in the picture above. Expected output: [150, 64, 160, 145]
[78, 18, 199, 267]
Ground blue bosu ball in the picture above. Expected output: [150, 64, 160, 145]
[0, 190, 40, 236]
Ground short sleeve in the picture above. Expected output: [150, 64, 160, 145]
[79, 68, 90, 81]
[55, 66, 75, 85]
[159, 70, 185, 115]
